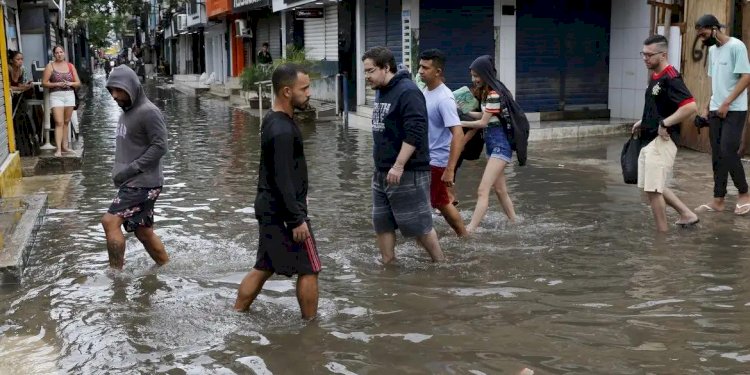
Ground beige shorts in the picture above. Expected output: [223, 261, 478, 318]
[637, 137, 677, 193]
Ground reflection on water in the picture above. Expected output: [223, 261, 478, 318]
[1, 74, 750, 373]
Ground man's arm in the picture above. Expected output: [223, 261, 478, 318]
[117, 111, 168, 181]
[388, 90, 426, 185]
[443, 126, 464, 184]
[440, 98, 465, 184]
[718, 73, 750, 117]
[659, 102, 697, 139]
[703, 50, 713, 118]
[130, 111, 168, 172]
[663, 102, 698, 128]
[270, 131, 307, 228]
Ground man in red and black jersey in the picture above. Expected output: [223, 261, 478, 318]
[632, 34, 699, 232]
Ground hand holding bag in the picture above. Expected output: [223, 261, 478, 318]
[621, 135, 641, 184]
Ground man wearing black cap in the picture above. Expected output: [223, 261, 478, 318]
[695, 14, 750, 215]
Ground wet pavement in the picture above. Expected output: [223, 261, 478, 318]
[1, 73, 750, 374]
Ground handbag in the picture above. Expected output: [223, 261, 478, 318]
[621, 135, 641, 184]
[458, 111, 484, 160]
[73, 89, 80, 110]
[67, 62, 80, 110]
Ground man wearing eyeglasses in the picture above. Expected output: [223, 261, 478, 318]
[694, 14, 750, 215]
[362, 46, 445, 264]
[632, 34, 699, 232]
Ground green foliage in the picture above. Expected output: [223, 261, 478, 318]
[240, 45, 320, 92]
[282, 45, 318, 73]
[239, 64, 274, 91]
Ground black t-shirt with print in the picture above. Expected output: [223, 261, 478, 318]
[641, 65, 695, 142]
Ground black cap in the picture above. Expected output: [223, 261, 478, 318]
[695, 14, 724, 29]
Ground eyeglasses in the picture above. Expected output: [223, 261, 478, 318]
[640, 51, 665, 58]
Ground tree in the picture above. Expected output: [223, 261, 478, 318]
[66, 0, 186, 48]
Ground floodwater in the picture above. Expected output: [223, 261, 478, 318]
[1, 74, 750, 374]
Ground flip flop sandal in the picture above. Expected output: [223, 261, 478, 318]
[676, 218, 700, 228]
[695, 204, 720, 213]
[735, 203, 750, 215]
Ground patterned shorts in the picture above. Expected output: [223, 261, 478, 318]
[107, 186, 162, 232]
[372, 170, 434, 237]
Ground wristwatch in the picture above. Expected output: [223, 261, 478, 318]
[659, 120, 667, 128]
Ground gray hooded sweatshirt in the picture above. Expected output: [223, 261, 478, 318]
[106, 65, 168, 188]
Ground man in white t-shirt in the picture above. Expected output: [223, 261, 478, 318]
[695, 14, 750, 215]
[418, 49, 467, 237]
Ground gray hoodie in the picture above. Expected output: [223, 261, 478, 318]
[106, 65, 168, 188]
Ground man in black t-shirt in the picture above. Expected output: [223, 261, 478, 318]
[234, 64, 321, 320]
[632, 35, 699, 232]
[258, 42, 273, 65]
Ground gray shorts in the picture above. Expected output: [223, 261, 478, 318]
[372, 170, 433, 237]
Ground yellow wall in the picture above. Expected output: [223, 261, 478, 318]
[0, 152, 21, 197]
[0, 5, 15, 153]
[0, 5, 21, 197]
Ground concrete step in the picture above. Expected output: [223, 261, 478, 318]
[22, 139, 85, 177]
[0, 194, 47, 283]
[173, 82, 210, 96]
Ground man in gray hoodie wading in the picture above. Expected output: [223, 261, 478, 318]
[101, 65, 169, 270]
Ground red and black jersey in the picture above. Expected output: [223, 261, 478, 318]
[641, 65, 695, 139]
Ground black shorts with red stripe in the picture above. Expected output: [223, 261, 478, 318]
[254, 219, 322, 277]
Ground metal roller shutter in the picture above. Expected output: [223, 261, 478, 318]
[419, 1, 494, 90]
[304, 16, 325, 60]
[269, 15, 281, 60]
[516, 0, 610, 112]
[49, 23, 57, 49]
[324, 4, 338, 61]
[364, 0, 402, 105]
[364, 0, 401, 63]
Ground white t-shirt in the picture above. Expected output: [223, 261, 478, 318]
[708, 37, 750, 111]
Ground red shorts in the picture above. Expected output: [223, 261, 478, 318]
[430, 166, 451, 208]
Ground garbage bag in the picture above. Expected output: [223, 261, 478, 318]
[621, 135, 641, 184]
[453, 86, 479, 115]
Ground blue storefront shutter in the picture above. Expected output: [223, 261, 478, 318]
[419, 0, 494, 91]
[516, 0, 610, 112]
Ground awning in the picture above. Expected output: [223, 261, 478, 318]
[233, 0, 270, 13]
[207, 0, 232, 18]
[19, 0, 60, 10]
[272, 0, 321, 12]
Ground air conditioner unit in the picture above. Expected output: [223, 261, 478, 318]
[234, 19, 252, 38]
[177, 14, 188, 31]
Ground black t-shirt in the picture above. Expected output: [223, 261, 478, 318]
[254, 111, 308, 227]
[641, 65, 694, 142]
[258, 51, 273, 64]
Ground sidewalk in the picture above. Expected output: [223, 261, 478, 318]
[0, 84, 90, 283]
[347, 108, 632, 140]
[172, 74, 211, 96]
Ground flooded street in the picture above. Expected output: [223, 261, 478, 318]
[2, 74, 750, 374]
